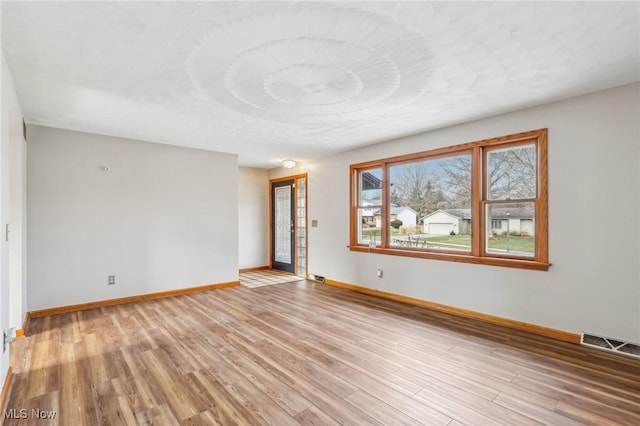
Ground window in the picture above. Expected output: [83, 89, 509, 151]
[356, 168, 383, 247]
[349, 129, 548, 270]
[389, 153, 472, 252]
[485, 143, 537, 258]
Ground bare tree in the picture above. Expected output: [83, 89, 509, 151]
[436, 146, 536, 205]
[390, 163, 444, 219]
[487, 145, 536, 200]
[437, 155, 472, 208]
[389, 146, 535, 222]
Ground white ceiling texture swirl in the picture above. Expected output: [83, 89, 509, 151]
[2, 1, 639, 168]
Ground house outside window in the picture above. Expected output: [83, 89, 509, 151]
[349, 129, 548, 270]
[356, 169, 383, 246]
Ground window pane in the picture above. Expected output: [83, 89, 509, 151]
[487, 144, 536, 200]
[485, 202, 535, 257]
[359, 169, 383, 205]
[389, 154, 471, 251]
[357, 208, 381, 246]
[296, 176, 307, 276]
[274, 185, 292, 263]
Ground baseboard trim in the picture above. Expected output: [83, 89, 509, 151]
[325, 278, 580, 344]
[1, 367, 13, 412]
[26, 281, 240, 320]
[239, 266, 270, 273]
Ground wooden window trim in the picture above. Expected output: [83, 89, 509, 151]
[269, 173, 309, 277]
[349, 129, 549, 271]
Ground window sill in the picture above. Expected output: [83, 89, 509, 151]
[348, 245, 550, 271]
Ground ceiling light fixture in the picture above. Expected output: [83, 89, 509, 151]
[282, 159, 296, 169]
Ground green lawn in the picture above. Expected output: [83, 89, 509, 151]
[487, 234, 534, 253]
[424, 234, 471, 245]
[423, 234, 533, 253]
[364, 230, 534, 254]
[362, 228, 400, 237]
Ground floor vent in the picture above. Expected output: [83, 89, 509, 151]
[310, 274, 325, 283]
[580, 333, 640, 359]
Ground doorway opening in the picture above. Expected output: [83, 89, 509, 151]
[270, 174, 307, 277]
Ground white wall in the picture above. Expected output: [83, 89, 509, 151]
[291, 83, 640, 342]
[397, 209, 417, 228]
[238, 167, 269, 268]
[27, 125, 239, 310]
[1, 52, 26, 391]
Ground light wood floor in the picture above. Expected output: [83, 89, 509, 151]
[5, 281, 640, 425]
[239, 270, 304, 288]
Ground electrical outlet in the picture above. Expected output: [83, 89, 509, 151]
[108, 275, 116, 285]
[377, 269, 383, 278]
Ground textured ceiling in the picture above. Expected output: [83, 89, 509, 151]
[2, 1, 639, 168]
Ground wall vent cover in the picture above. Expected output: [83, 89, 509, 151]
[310, 274, 325, 283]
[580, 333, 640, 359]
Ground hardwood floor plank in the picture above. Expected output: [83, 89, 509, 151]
[413, 385, 511, 426]
[395, 365, 500, 402]
[477, 344, 640, 399]
[517, 369, 640, 413]
[111, 376, 153, 421]
[446, 344, 520, 381]
[303, 343, 449, 424]
[92, 379, 132, 426]
[293, 405, 340, 426]
[345, 390, 425, 426]
[221, 343, 313, 416]
[118, 347, 167, 409]
[19, 391, 59, 426]
[251, 338, 359, 399]
[219, 336, 385, 425]
[9, 280, 639, 426]
[56, 343, 95, 426]
[5, 372, 26, 413]
[511, 374, 640, 424]
[242, 334, 451, 425]
[180, 409, 222, 426]
[188, 369, 260, 425]
[197, 365, 300, 426]
[554, 400, 626, 426]
[412, 371, 541, 426]
[135, 403, 180, 426]
[303, 336, 422, 396]
[493, 391, 582, 426]
[139, 350, 203, 421]
[85, 334, 111, 384]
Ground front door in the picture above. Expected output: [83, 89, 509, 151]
[271, 179, 295, 273]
